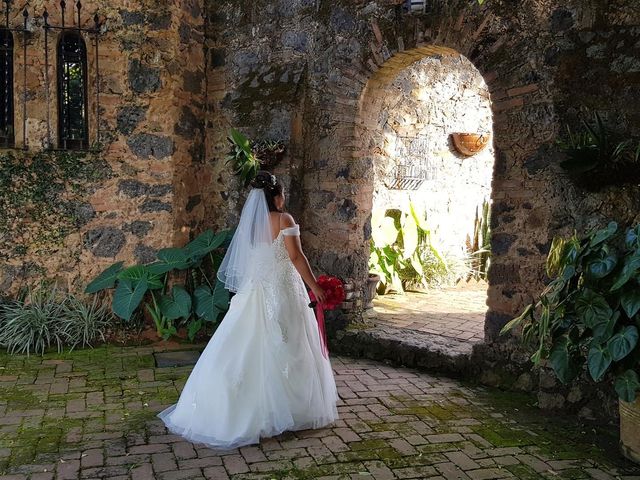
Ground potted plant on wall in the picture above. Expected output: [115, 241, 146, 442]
[501, 222, 640, 464]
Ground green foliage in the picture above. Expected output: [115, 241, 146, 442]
[558, 112, 640, 191]
[369, 204, 460, 293]
[226, 129, 261, 187]
[0, 150, 111, 257]
[467, 199, 492, 281]
[57, 296, 113, 350]
[0, 285, 114, 356]
[501, 222, 640, 402]
[85, 229, 234, 341]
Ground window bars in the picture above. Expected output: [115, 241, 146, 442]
[44, 1, 101, 150]
[1, 0, 28, 149]
[0, 1, 102, 151]
[386, 135, 431, 191]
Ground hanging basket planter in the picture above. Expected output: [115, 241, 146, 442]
[254, 140, 286, 169]
[451, 133, 490, 156]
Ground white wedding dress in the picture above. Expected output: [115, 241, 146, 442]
[158, 224, 339, 449]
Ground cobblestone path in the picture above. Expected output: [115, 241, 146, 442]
[1, 346, 639, 480]
[370, 283, 486, 344]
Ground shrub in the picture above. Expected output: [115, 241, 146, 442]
[58, 295, 114, 350]
[0, 285, 115, 356]
[0, 285, 66, 355]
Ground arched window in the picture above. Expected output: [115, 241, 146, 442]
[0, 28, 13, 148]
[57, 32, 88, 150]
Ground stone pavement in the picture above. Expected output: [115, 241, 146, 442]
[369, 282, 486, 344]
[1, 345, 639, 480]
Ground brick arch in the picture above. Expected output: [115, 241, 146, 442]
[301, 4, 556, 343]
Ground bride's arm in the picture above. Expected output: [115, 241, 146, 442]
[281, 214, 326, 303]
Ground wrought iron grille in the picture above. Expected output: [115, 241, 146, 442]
[57, 32, 88, 149]
[44, 1, 101, 150]
[386, 136, 431, 191]
[0, 26, 13, 147]
[1, 0, 28, 149]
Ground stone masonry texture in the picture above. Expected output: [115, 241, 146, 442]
[1, 0, 640, 420]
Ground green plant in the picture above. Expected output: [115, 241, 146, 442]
[57, 295, 114, 350]
[253, 139, 286, 168]
[226, 129, 261, 187]
[501, 222, 640, 402]
[85, 229, 233, 340]
[558, 112, 640, 191]
[369, 204, 455, 293]
[0, 150, 111, 258]
[0, 285, 115, 356]
[0, 285, 66, 355]
[467, 199, 492, 281]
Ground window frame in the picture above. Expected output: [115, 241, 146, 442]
[56, 31, 89, 151]
[0, 27, 14, 148]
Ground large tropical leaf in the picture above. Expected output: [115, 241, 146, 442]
[587, 343, 612, 382]
[588, 221, 617, 248]
[117, 265, 150, 283]
[586, 251, 617, 279]
[158, 286, 192, 321]
[118, 265, 163, 290]
[156, 248, 191, 270]
[112, 278, 148, 321]
[212, 279, 230, 310]
[615, 370, 640, 403]
[591, 311, 619, 343]
[575, 290, 613, 328]
[400, 212, 419, 259]
[186, 230, 228, 259]
[500, 304, 534, 335]
[409, 202, 429, 232]
[625, 225, 640, 252]
[610, 254, 640, 291]
[187, 319, 203, 341]
[194, 285, 220, 322]
[85, 261, 124, 293]
[546, 237, 566, 278]
[549, 336, 579, 384]
[621, 286, 640, 318]
[371, 216, 398, 248]
[608, 326, 639, 362]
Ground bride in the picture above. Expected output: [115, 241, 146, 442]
[158, 171, 339, 449]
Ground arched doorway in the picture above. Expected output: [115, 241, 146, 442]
[364, 50, 494, 346]
[300, 30, 555, 345]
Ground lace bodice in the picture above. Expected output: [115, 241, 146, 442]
[273, 225, 300, 262]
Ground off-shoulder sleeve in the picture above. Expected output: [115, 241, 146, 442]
[281, 224, 300, 236]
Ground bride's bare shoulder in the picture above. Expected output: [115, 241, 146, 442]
[281, 213, 296, 228]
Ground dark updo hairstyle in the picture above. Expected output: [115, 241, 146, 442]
[251, 170, 284, 212]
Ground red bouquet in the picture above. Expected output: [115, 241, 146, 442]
[308, 275, 345, 359]
[316, 275, 345, 310]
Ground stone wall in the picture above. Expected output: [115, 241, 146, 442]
[0, 0, 205, 293]
[203, 0, 640, 341]
[370, 54, 494, 260]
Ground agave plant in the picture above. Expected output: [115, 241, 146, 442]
[468, 199, 492, 281]
[85, 229, 234, 340]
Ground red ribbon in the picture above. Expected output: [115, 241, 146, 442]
[308, 291, 329, 359]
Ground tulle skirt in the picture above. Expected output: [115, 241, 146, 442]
[157, 279, 339, 449]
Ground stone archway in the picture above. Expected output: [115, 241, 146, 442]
[299, 3, 559, 343]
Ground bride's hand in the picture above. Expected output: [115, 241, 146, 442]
[311, 284, 326, 303]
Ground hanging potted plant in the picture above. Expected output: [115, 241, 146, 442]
[253, 139, 286, 169]
[501, 222, 640, 464]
